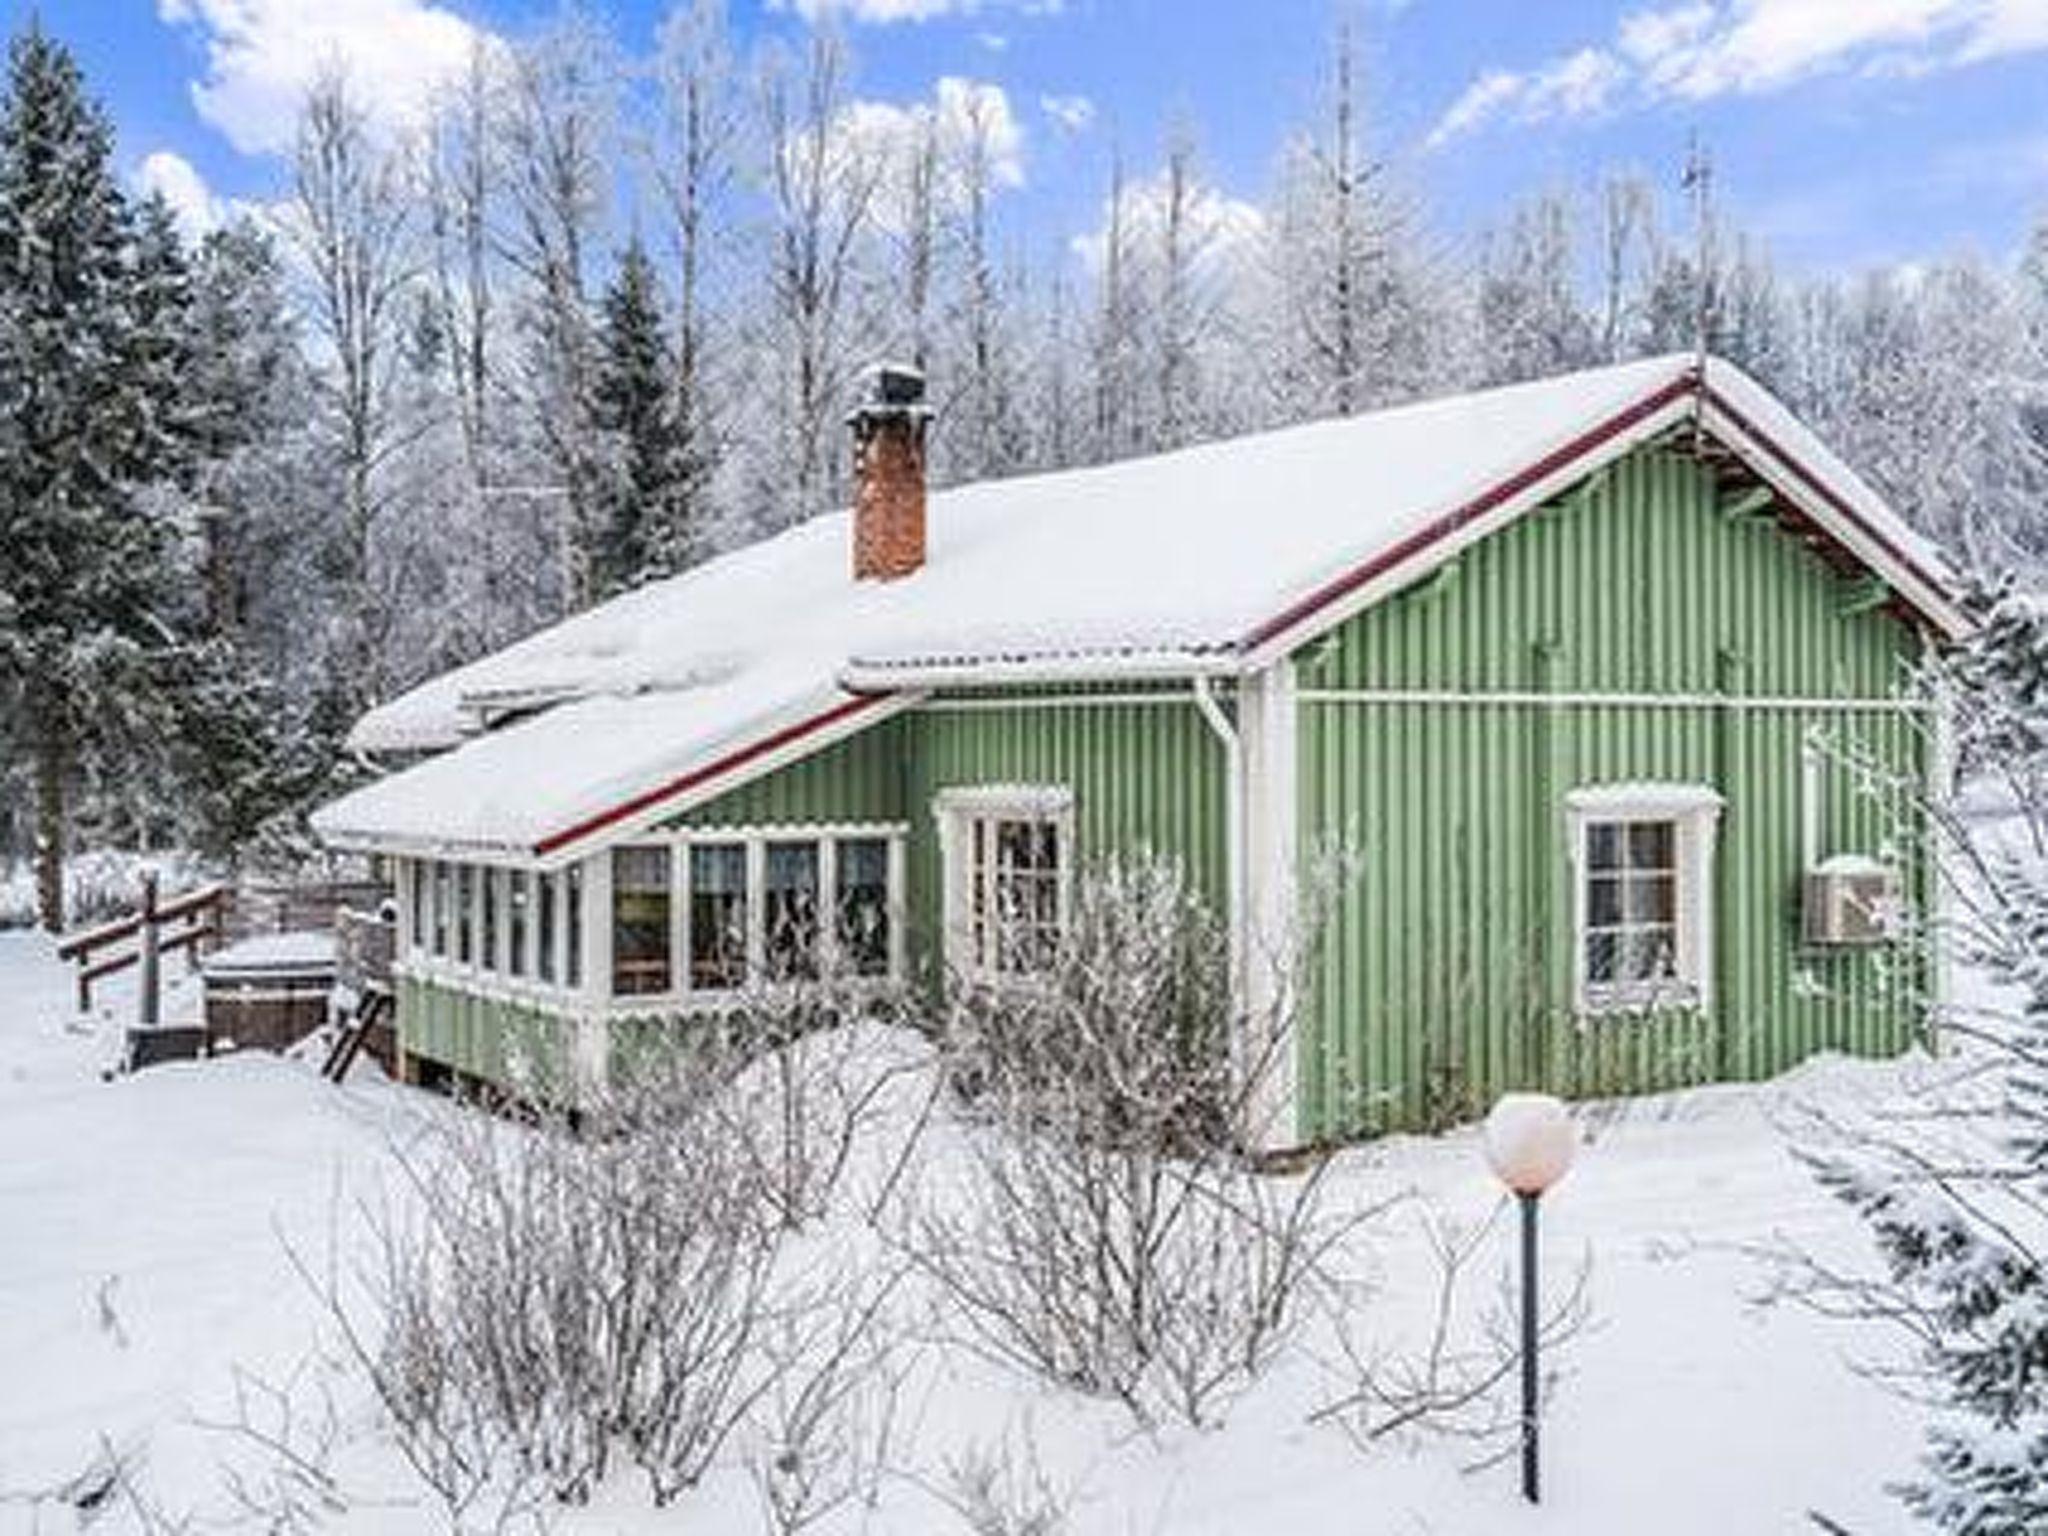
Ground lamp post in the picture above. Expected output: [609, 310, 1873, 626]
[1482, 1092, 1578, 1506]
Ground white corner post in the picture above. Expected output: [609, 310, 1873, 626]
[1232, 662, 1301, 1154]
[575, 852, 612, 1107]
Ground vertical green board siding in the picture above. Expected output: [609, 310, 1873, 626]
[664, 689, 1226, 982]
[665, 714, 911, 829]
[398, 975, 575, 1098]
[1296, 446, 1931, 1141]
[905, 693, 1230, 972]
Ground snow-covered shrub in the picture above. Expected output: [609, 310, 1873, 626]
[942, 853, 1237, 1152]
[1784, 584, 2048, 1532]
[909, 851, 1366, 1429]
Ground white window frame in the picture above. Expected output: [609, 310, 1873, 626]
[935, 785, 1076, 985]
[621, 823, 909, 1013]
[1565, 783, 1723, 1018]
[399, 857, 586, 1012]
[392, 826, 909, 1015]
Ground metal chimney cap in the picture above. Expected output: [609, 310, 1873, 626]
[868, 362, 926, 407]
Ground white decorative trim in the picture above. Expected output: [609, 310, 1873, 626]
[919, 693, 1204, 712]
[1564, 783, 1723, 1018]
[842, 652, 1238, 691]
[1299, 687, 1928, 714]
[933, 784, 1074, 818]
[1563, 782, 1726, 818]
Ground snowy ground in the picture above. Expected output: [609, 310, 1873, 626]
[0, 929, 1937, 1534]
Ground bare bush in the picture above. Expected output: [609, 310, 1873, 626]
[1311, 1201, 1590, 1465]
[928, 1431, 1073, 1536]
[298, 1056, 782, 1520]
[906, 851, 1374, 1428]
[193, 1356, 350, 1531]
[746, 1264, 912, 1533]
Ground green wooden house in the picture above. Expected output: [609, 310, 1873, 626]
[311, 355, 1966, 1146]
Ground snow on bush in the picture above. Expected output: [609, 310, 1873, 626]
[1781, 584, 2048, 1532]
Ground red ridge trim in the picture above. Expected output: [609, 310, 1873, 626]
[532, 692, 892, 858]
[1238, 373, 1696, 654]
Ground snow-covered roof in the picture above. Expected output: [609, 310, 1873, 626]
[312, 354, 1962, 863]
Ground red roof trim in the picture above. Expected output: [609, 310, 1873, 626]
[532, 691, 893, 858]
[1238, 368, 1960, 657]
[1238, 373, 1697, 654]
[1700, 383, 1953, 628]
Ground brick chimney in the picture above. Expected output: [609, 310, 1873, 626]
[849, 363, 931, 581]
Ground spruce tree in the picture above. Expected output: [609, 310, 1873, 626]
[0, 22, 189, 926]
[590, 237, 692, 596]
[1803, 586, 2048, 1533]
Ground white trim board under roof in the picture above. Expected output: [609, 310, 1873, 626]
[312, 355, 1963, 864]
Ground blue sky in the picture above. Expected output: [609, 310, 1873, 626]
[18, 0, 2048, 276]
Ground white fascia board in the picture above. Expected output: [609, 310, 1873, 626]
[308, 823, 540, 869]
[840, 649, 1243, 691]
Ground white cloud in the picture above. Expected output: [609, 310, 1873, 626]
[1039, 92, 1095, 134]
[135, 149, 221, 237]
[1429, 0, 2048, 144]
[1069, 169, 1265, 280]
[158, 0, 490, 156]
[772, 0, 1062, 24]
[819, 76, 1025, 230]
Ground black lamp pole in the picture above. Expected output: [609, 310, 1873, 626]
[1519, 1189, 1541, 1504]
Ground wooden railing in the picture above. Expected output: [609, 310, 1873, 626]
[56, 874, 230, 1015]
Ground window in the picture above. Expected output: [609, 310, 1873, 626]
[836, 838, 891, 978]
[508, 871, 530, 978]
[409, 861, 426, 950]
[456, 866, 474, 964]
[536, 871, 557, 983]
[690, 844, 749, 989]
[432, 862, 451, 958]
[1567, 784, 1722, 1014]
[940, 788, 1072, 980]
[565, 864, 583, 988]
[764, 841, 821, 980]
[612, 847, 673, 996]
[481, 868, 499, 972]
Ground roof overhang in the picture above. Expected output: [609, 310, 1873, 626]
[314, 689, 917, 870]
[1234, 367, 1966, 672]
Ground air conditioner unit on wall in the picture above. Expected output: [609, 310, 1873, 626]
[1803, 854, 1900, 946]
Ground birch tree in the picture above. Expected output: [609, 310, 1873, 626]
[748, 29, 878, 530]
[289, 67, 421, 713]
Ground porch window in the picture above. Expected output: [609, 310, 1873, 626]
[481, 868, 499, 972]
[432, 862, 451, 957]
[409, 860, 426, 950]
[456, 866, 474, 965]
[1567, 784, 1722, 1015]
[764, 841, 822, 980]
[690, 844, 749, 989]
[939, 787, 1073, 980]
[612, 847, 673, 996]
[565, 864, 583, 988]
[508, 870, 530, 978]
[536, 871, 557, 983]
[836, 837, 891, 977]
